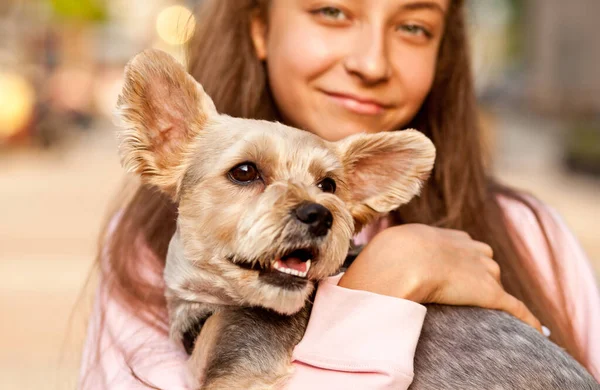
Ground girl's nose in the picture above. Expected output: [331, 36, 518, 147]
[343, 25, 392, 85]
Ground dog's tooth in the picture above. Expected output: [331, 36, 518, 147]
[272, 261, 312, 278]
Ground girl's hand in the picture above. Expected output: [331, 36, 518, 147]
[338, 224, 542, 332]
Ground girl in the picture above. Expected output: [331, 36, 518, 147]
[79, 0, 600, 388]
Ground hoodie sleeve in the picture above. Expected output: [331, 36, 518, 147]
[286, 274, 427, 389]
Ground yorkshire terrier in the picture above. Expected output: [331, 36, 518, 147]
[115, 49, 435, 389]
[115, 50, 598, 390]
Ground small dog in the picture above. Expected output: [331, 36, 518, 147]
[115, 49, 435, 389]
[115, 50, 598, 390]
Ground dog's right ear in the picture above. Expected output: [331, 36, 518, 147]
[115, 49, 217, 197]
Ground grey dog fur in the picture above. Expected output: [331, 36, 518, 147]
[409, 305, 599, 389]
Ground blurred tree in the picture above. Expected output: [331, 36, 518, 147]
[526, 0, 600, 115]
[505, 0, 524, 64]
[50, 0, 107, 22]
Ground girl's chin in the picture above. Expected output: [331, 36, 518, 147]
[309, 111, 404, 140]
[287, 111, 399, 141]
[309, 123, 386, 142]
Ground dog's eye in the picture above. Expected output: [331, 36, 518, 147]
[228, 163, 260, 184]
[317, 178, 336, 194]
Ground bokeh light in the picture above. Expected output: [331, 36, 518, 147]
[155, 5, 196, 45]
[0, 72, 35, 138]
[48, 67, 94, 112]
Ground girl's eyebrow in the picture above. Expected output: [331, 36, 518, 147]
[400, 1, 447, 15]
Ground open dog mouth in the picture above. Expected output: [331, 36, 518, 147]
[229, 247, 317, 280]
[272, 248, 313, 278]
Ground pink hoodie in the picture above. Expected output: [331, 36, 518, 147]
[78, 197, 600, 389]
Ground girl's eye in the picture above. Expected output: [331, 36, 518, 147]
[228, 163, 261, 184]
[397, 23, 432, 39]
[313, 6, 347, 21]
[317, 178, 336, 194]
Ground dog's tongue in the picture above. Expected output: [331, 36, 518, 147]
[276, 257, 308, 273]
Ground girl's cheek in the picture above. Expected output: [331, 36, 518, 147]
[392, 49, 438, 104]
[268, 19, 341, 81]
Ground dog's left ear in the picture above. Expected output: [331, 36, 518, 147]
[335, 129, 436, 230]
[115, 49, 217, 197]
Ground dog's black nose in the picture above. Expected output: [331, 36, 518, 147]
[295, 202, 333, 237]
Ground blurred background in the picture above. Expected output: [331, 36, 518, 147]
[1, 0, 599, 389]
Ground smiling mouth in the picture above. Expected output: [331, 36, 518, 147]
[320, 90, 391, 116]
[229, 247, 316, 280]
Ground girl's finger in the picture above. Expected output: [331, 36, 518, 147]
[442, 228, 472, 240]
[481, 256, 501, 281]
[494, 292, 542, 333]
[473, 241, 494, 258]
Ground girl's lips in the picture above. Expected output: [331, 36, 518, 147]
[321, 91, 389, 116]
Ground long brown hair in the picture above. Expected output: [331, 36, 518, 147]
[96, 0, 588, 374]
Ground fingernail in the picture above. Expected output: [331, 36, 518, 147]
[542, 326, 551, 337]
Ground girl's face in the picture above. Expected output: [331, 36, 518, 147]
[251, 0, 449, 141]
